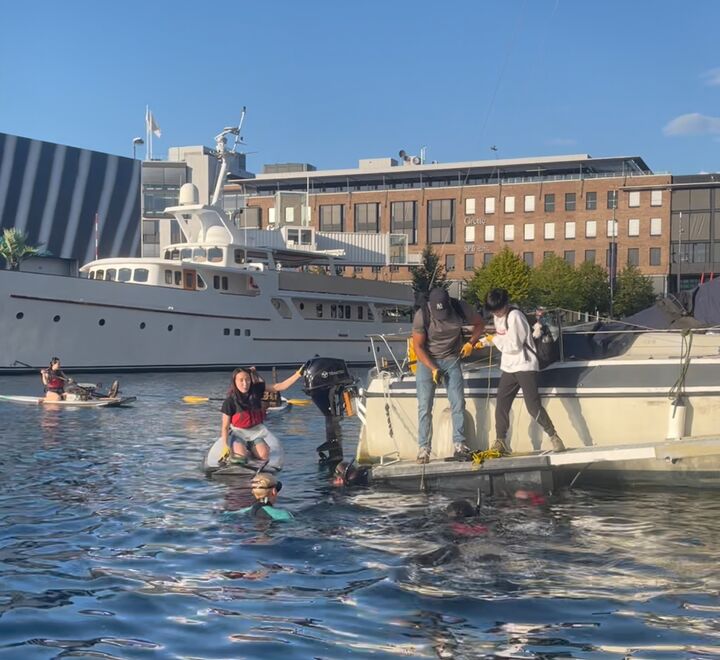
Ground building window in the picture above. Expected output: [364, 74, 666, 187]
[319, 204, 344, 231]
[565, 221, 576, 239]
[524, 195, 535, 212]
[564, 250, 575, 266]
[445, 254, 456, 271]
[503, 225, 515, 241]
[484, 197, 495, 214]
[354, 203, 380, 232]
[607, 220, 618, 237]
[543, 251, 555, 260]
[544, 222, 555, 240]
[649, 247, 661, 266]
[651, 190, 663, 207]
[565, 193, 576, 211]
[586, 220, 597, 238]
[544, 194, 555, 212]
[523, 252, 534, 267]
[464, 253, 474, 271]
[585, 249, 596, 263]
[427, 199, 454, 244]
[484, 225, 495, 242]
[627, 247, 639, 266]
[504, 196, 515, 213]
[607, 190, 618, 209]
[465, 198, 476, 215]
[650, 217, 662, 236]
[524, 223, 535, 240]
[628, 191, 640, 208]
[585, 192, 597, 210]
[464, 225, 475, 243]
[483, 252, 493, 265]
[391, 201, 417, 245]
[628, 218, 640, 237]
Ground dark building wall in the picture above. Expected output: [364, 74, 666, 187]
[0, 132, 140, 264]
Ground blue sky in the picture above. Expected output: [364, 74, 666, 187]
[3, 1, 720, 175]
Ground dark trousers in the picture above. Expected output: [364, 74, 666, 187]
[495, 370, 556, 440]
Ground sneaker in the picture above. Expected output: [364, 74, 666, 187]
[453, 442, 472, 461]
[416, 448, 430, 464]
[491, 439, 511, 457]
[549, 434, 566, 452]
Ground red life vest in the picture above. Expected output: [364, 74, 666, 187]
[231, 407, 266, 429]
[45, 371, 65, 390]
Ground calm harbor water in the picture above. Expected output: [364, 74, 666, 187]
[1, 370, 719, 659]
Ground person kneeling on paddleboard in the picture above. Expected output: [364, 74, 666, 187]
[220, 366, 304, 466]
[40, 357, 69, 401]
[237, 473, 294, 521]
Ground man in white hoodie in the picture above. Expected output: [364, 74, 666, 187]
[483, 288, 566, 456]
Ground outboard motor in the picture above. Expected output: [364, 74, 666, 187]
[301, 357, 357, 464]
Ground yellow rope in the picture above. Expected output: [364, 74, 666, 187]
[471, 449, 502, 465]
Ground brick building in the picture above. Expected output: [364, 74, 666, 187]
[228, 154, 673, 295]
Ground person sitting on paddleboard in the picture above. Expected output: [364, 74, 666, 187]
[220, 366, 304, 466]
[40, 357, 69, 401]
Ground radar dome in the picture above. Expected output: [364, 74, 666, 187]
[205, 225, 231, 245]
[178, 183, 199, 206]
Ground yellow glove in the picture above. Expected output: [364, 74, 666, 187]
[460, 342, 474, 358]
[474, 334, 495, 349]
[432, 368, 444, 385]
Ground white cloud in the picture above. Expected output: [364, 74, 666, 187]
[545, 137, 577, 146]
[701, 68, 720, 86]
[663, 113, 720, 136]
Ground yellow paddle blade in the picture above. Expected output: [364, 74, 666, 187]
[286, 398, 311, 406]
[182, 396, 210, 403]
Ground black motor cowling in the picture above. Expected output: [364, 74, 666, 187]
[301, 358, 356, 463]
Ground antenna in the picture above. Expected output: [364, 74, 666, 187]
[231, 106, 247, 154]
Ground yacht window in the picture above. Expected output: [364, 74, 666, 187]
[208, 247, 223, 263]
[247, 250, 266, 261]
[174, 271, 182, 286]
[180, 248, 192, 260]
[88, 271, 95, 279]
[338, 305, 344, 319]
[164, 250, 171, 260]
[193, 247, 207, 261]
[301, 229, 313, 244]
[118, 268, 132, 282]
[345, 305, 351, 319]
[358, 305, 364, 320]
[96, 269, 104, 280]
[170, 249, 180, 260]
[221, 276, 228, 290]
[234, 249, 245, 264]
[272, 298, 292, 319]
[368, 307, 374, 321]
[287, 228, 299, 242]
[134, 268, 149, 282]
[234, 329, 241, 336]
[331, 304, 337, 319]
[213, 275, 220, 289]
[105, 269, 117, 281]
[197, 275, 206, 289]
[223, 328, 230, 335]
[316, 303, 323, 318]
[299, 302, 305, 310]
[165, 269, 173, 285]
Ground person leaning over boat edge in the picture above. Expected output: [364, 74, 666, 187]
[220, 365, 304, 466]
[412, 287, 485, 464]
[482, 288, 565, 456]
[40, 357, 69, 400]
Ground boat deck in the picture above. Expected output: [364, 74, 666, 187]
[369, 436, 720, 493]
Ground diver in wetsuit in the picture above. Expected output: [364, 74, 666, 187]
[238, 473, 294, 521]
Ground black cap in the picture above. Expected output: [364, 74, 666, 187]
[428, 288, 451, 320]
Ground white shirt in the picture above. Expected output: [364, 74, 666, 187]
[491, 309, 539, 373]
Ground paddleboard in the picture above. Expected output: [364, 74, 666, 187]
[0, 395, 136, 408]
[203, 430, 284, 476]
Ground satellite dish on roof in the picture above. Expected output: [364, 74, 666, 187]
[412, 156, 421, 165]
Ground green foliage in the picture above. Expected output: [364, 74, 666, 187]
[0, 228, 42, 270]
[576, 261, 610, 315]
[613, 265, 657, 317]
[465, 247, 530, 306]
[410, 245, 448, 301]
[528, 254, 582, 310]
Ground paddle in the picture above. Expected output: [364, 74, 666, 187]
[182, 395, 311, 406]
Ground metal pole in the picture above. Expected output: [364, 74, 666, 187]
[677, 211, 683, 293]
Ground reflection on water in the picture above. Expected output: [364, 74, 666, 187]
[1, 371, 720, 659]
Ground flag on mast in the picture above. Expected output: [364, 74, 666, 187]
[145, 108, 162, 137]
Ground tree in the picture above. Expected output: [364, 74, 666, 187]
[0, 228, 42, 270]
[410, 245, 448, 303]
[528, 254, 582, 310]
[613, 265, 657, 317]
[465, 247, 530, 307]
[576, 261, 610, 315]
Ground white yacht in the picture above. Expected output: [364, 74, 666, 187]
[0, 129, 414, 373]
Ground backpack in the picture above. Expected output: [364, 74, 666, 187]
[511, 309, 559, 370]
